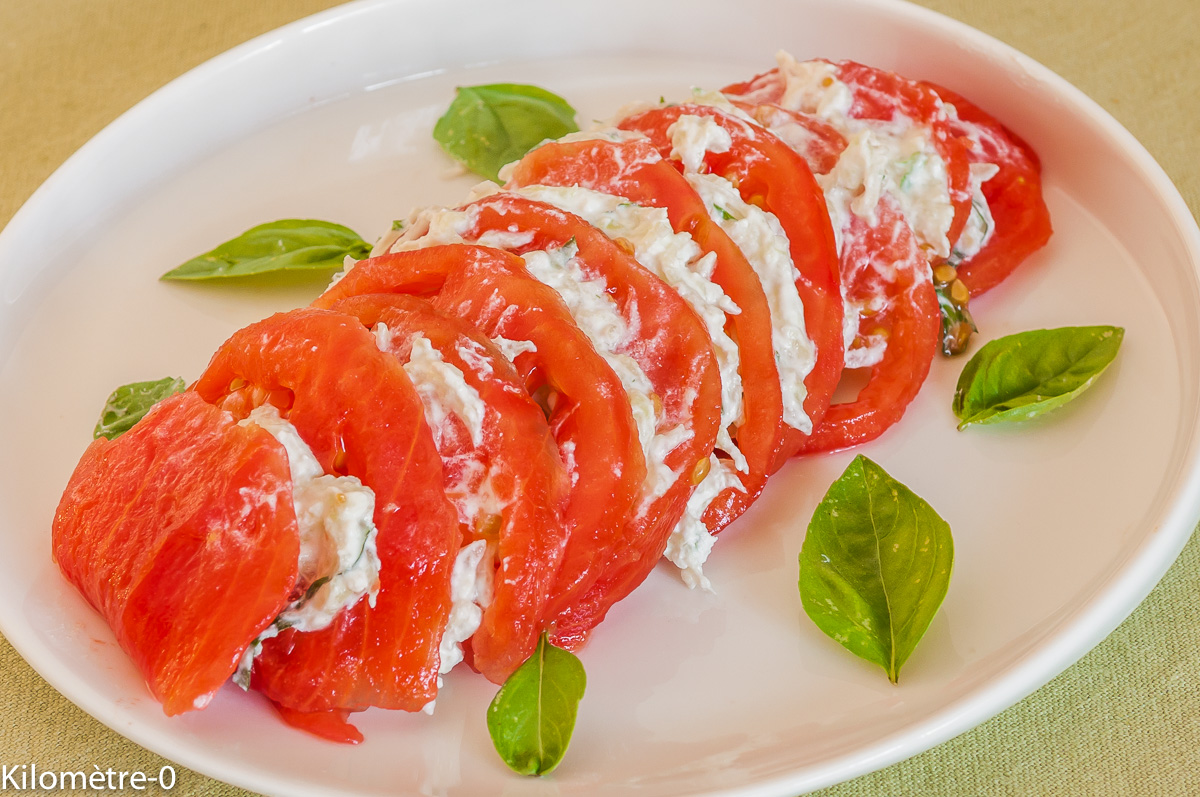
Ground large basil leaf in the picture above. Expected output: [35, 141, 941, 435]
[798, 455, 953, 683]
[160, 219, 372, 281]
[434, 83, 579, 182]
[953, 325, 1124, 429]
[487, 631, 586, 776]
[94, 377, 186, 440]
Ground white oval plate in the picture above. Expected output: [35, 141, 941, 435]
[2, 0, 1199, 794]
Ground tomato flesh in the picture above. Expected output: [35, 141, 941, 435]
[52, 391, 299, 716]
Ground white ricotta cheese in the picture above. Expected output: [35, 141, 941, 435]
[663, 455, 745, 591]
[233, 404, 382, 688]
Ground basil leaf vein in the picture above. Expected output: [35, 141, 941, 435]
[94, 377, 187, 440]
[487, 631, 586, 776]
[433, 83, 579, 182]
[953, 325, 1124, 429]
[798, 455, 953, 683]
[161, 219, 371, 281]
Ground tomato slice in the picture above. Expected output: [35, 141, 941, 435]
[326, 292, 571, 684]
[52, 391, 299, 716]
[617, 103, 844, 468]
[505, 135, 785, 535]
[192, 308, 461, 713]
[314, 244, 648, 647]
[923, 82, 1053, 295]
[724, 58, 974, 251]
[796, 198, 940, 453]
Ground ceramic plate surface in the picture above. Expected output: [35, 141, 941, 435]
[2, 0, 1199, 794]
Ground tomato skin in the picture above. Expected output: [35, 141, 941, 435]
[797, 198, 940, 453]
[52, 391, 299, 716]
[327, 292, 571, 683]
[618, 104, 844, 467]
[193, 308, 461, 713]
[506, 136, 786, 535]
[924, 83, 1053, 295]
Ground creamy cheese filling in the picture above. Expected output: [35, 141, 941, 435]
[668, 114, 817, 435]
[513, 183, 746, 471]
[772, 52, 958, 260]
[233, 404, 382, 688]
[663, 455, 745, 591]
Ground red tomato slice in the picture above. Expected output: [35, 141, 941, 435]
[505, 135, 785, 535]
[923, 83, 1053, 295]
[52, 391, 299, 716]
[314, 244, 648, 647]
[445, 193, 723, 644]
[326, 292, 571, 684]
[192, 308, 461, 714]
[724, 59, 974, 249]
[797, 197, 940, 453]
[617, 104, 844, 468]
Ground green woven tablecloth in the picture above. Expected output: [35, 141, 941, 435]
[2, 1, 1197, 794]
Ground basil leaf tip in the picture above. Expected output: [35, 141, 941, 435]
[160, 219, 371, 281]
[487, 631, 586, 776]
[953, 325, 1124, 430]
[433, 83, 579, 182]
[798, 455, 953, 683]
[94, 377, 187, 440]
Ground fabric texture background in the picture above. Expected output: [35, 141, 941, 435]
[1, 0, 1197, 794]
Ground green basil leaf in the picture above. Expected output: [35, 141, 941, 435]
[798, 455, 953, 683]
[434, 83, 579, 182]
[953, 325, 1124, 429]
[487, 631, 586, 776]
[161, 219, 372, 281]
[94, 377, 187, 440]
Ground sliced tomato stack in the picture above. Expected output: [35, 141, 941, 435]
[51, 51, 1052, 744]
[722, 59, 989, 451]
[322, 193, 723, 646]
[618, 103, 844, 465]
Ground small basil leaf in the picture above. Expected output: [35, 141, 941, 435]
[94, 377, 187, 440]
[434, 83, 579, 181]
[953, 325, 1124, 429]
[799, 455, 953, 683]
[487, 631, 586, 776]
[161, 219, 372, 281]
